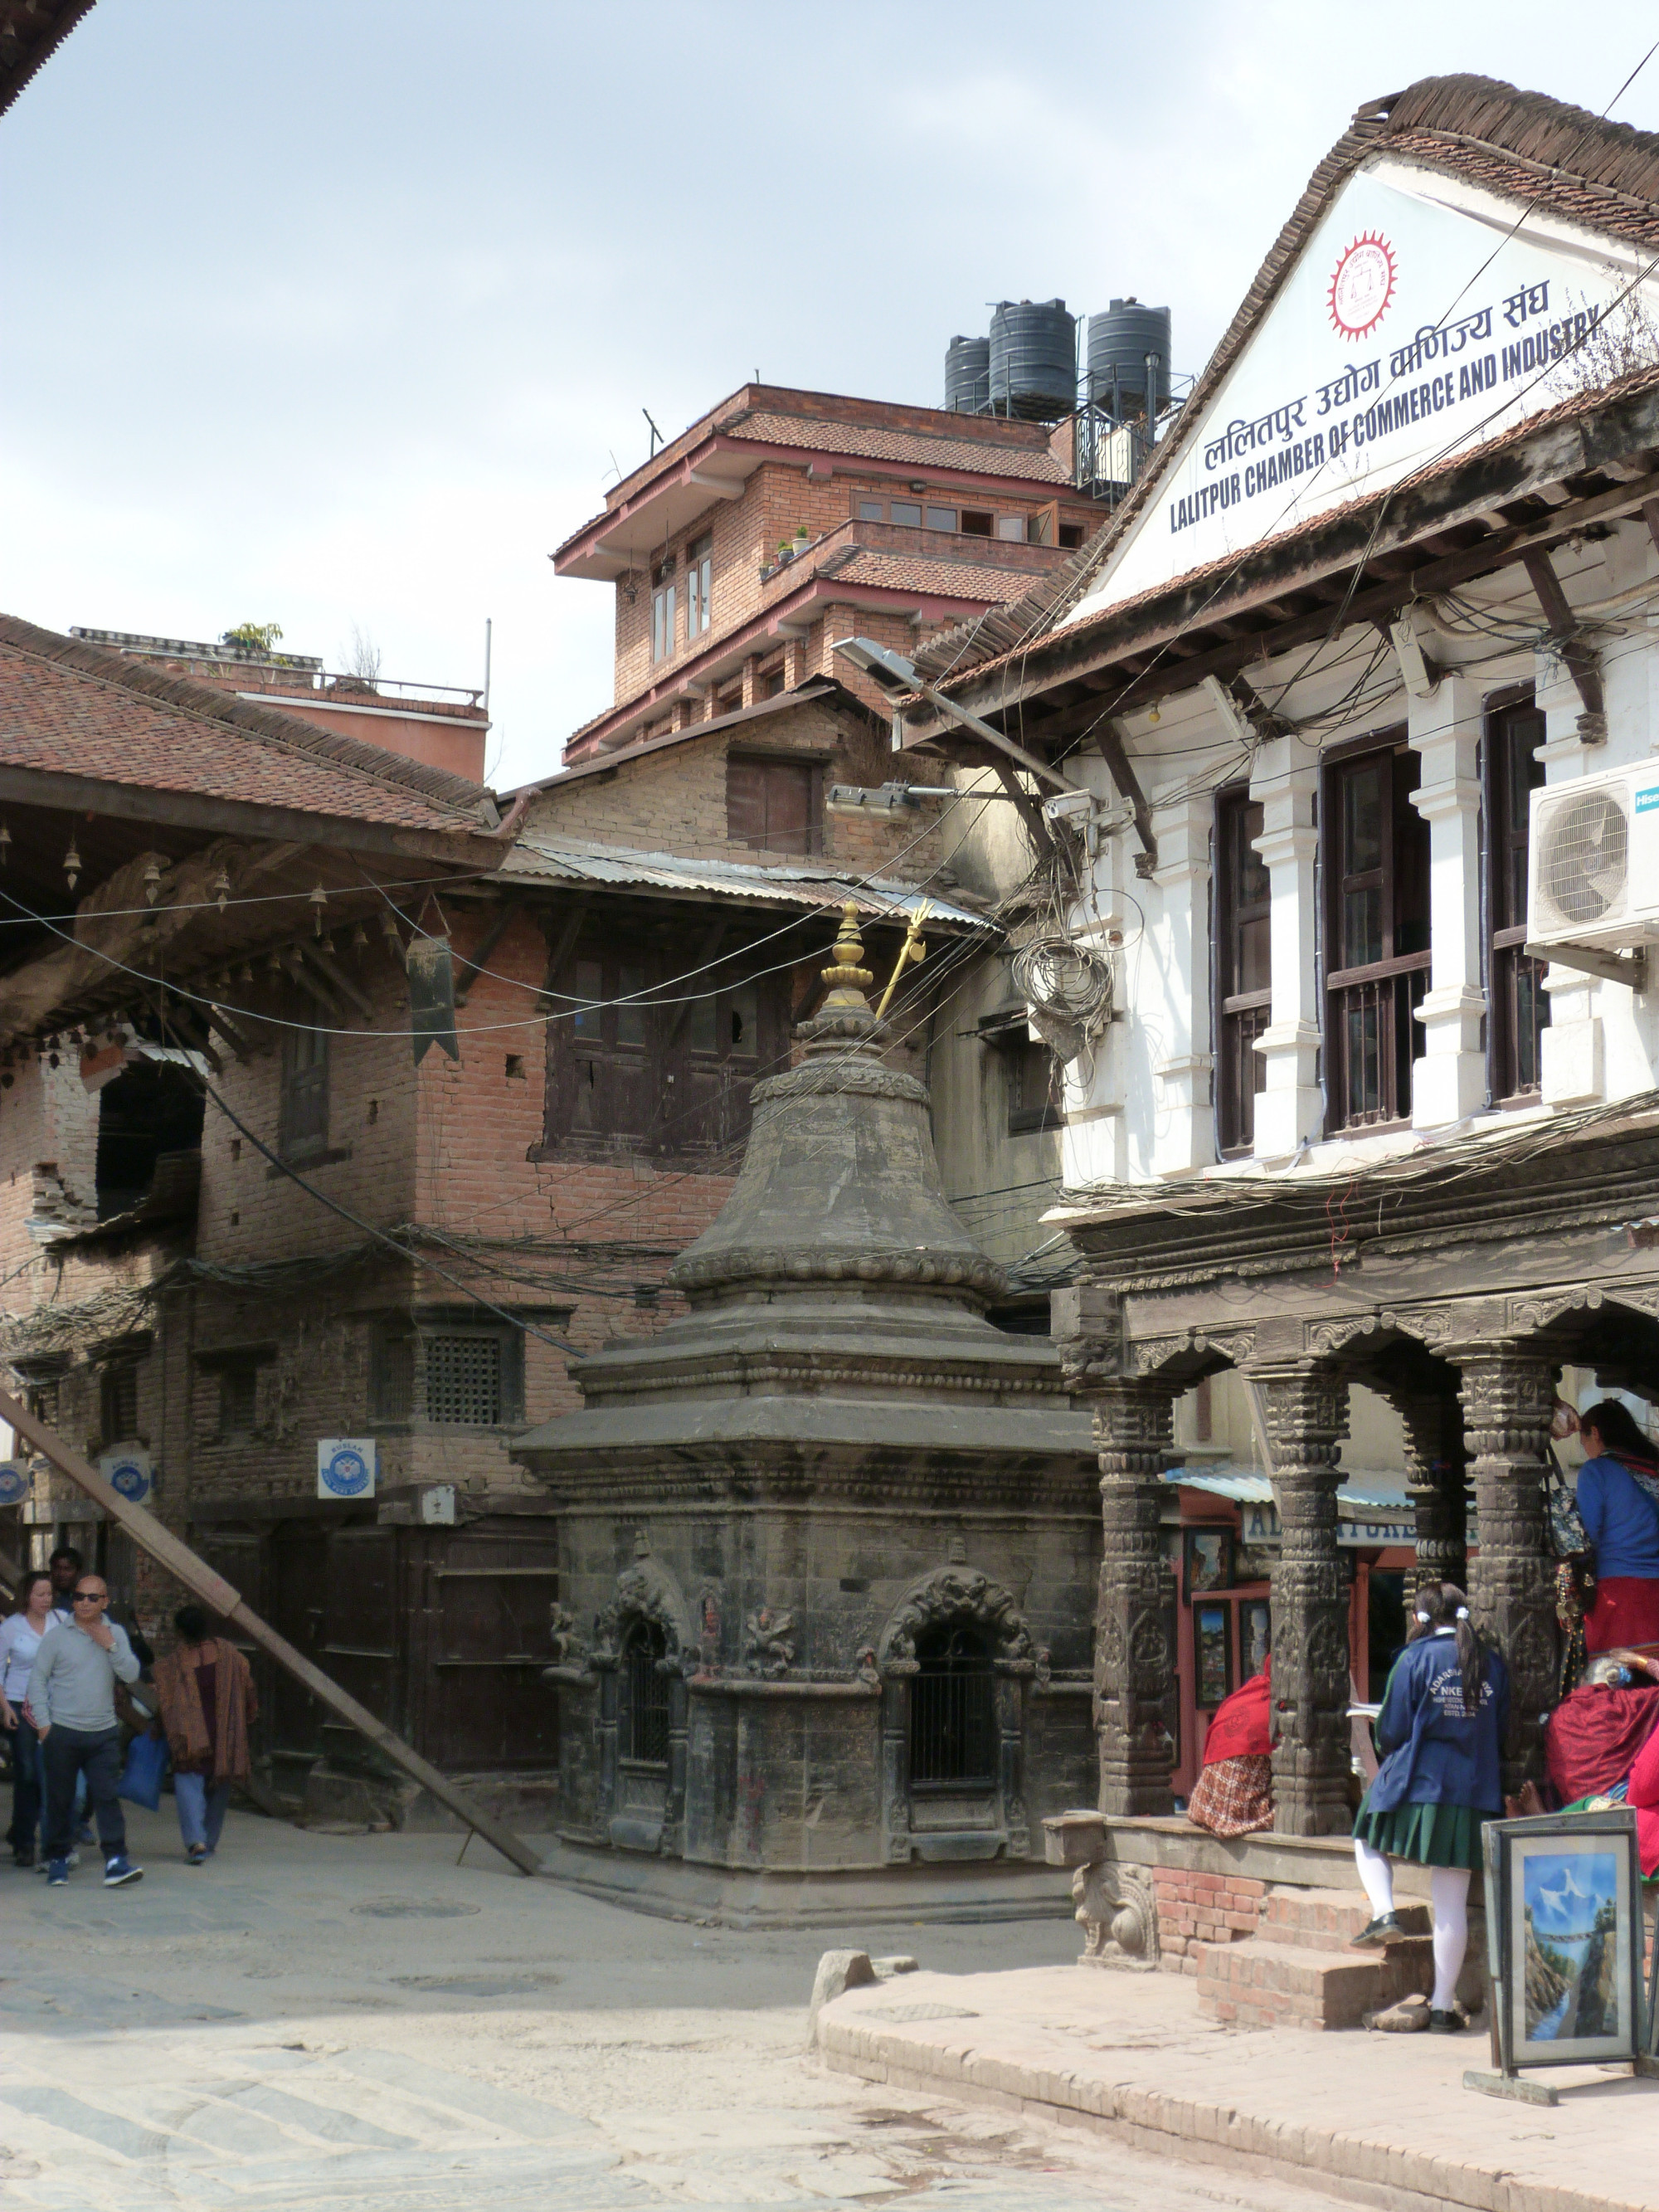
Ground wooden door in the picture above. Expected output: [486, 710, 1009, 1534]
[422, 1523, 561, 1771]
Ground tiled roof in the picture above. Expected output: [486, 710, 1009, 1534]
[725, 408, 1068, 484]
[0, 614, 502, 836]
[919, 74, 1659, 683]
[823, 548, 1048, 602]
[0, 0, 91, 117]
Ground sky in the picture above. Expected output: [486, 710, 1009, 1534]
[3, 2, 1659, 793]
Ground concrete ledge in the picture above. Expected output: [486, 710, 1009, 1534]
[1045, 1810, 1472, 1901]
[533, 1834, 1075, 1929]
[818, 1962, 1658, 2212]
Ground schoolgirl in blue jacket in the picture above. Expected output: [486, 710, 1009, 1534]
[1349, 1582, 1508, 2033]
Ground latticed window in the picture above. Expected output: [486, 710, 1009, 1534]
[1323, 739, 1429, 1132]
[621, 1620, 670, 1767]
[1215, 786, 1270, 1154]
[1487, 694, 1549, 1101]
[217, 1360, 259, 1438]
[100, 1360, 139, 1443]
[908, 1624, 997, 1792]
[425, 1334, 503, 1425]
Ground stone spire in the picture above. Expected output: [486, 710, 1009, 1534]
[667, 901, 1007, 1311]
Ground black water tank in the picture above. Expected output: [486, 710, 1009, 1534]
[988, 299, 1076, 421]
[945, 334, 991, 413]
[1087, 300, 1172, 418]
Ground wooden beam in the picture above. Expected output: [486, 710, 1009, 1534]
[1094, 721, 1159, 875]
[281, 947, 344, 1021]
[1643, 499, 1659, 559]
[452, 900, 522, 1008]
[300, 940, 375, 1021]
[0, 1386, 542, 1878]
[1522, 548, 1605, 723]
[990, 758, 1051, 853]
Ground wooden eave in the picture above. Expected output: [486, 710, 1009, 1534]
[904, 378, 1659, 762]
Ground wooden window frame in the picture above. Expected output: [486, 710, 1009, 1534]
[649, 558, 676, 664]
[684, 533, 713, 641]
[1486, 688, 1549, 1104]
[1321, 732, 1430, 1135]
[1214, 784, 1271, 1157]
[280, 1020, 329, 1159]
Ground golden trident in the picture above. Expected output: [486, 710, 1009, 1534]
[875, 901, 930, 1021]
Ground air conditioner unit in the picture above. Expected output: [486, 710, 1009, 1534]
[1525, 763, 1659, 951]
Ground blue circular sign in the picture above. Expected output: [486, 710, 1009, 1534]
[321, 1445, 372, 1498]
[0, 1462, 27, 1505]
[107, 1458, 150, 1502]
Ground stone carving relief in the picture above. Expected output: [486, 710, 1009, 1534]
[1073, 1861, 1160, 1971]
[591, 1556, 694, 1675]
[742, 1607, 797, 1678]
[547, 1603, 586, 1667]
[878, 1566, 1034, 1673]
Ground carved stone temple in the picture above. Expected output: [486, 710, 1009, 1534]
[517, 908, 1097, 1914]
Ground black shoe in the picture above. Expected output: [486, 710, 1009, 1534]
[1351, 1912, 1404, 1947]
[13, 1848, 34, 1869]
[1428, 2008, 1462, 2033]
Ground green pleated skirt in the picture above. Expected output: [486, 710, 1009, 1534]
[1350, 1795, 1495, 1871]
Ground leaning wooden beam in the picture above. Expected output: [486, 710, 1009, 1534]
[0, 1386, 542, 1878]
[1521, 548, 1605, 728]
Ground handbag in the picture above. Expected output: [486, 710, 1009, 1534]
[118, 1728, 169, 1812]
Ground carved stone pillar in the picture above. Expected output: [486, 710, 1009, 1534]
[1399, 1391, 1468, 1594]
[1455, 1342, 1557, 1786]
[1254, 1363, 1351, 1836]
[1092, 1377, 1179, 1817]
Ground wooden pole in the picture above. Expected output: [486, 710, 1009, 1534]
[0, 1387, 542, 1878]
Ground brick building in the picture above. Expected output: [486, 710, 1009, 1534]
[552, 383, 1104, 760]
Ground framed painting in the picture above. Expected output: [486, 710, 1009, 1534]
[1241, 1599, 1271, 1681]
[1194, 1602, 1232, 1712]
[1483, 1810, 1644, 2075]
[1184, 1526, 1233, 1597]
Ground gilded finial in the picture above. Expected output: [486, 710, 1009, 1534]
[875, 901, 930, 1021]
[820, 900, 874, 1009]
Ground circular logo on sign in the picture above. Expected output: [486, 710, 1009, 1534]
[1327, 232, 1396, 341]
[108, 1459, 148, 1501]
[323, 1446, 372, 1497]
[0, 1463, 27, 1505]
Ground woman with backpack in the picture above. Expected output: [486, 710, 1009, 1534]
[1348, 1581, 1508, 2033]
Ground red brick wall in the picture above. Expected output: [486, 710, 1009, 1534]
[1151, 1865, 1265, 1973]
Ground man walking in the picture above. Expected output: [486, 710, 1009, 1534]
[27, 1573, 144, 1888]
[46, 1546, 84, 1610]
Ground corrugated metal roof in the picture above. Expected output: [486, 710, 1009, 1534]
[499, 831, 990, 927]
[1165, 1466, 1413, 1514]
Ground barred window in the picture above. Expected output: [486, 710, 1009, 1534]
[425, 1334, 503, 1425]
[909, 1624, 997, 1791]
[621, 1619, 670, 1767]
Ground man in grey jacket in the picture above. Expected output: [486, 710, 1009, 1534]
[27, 1573, 144, 1888]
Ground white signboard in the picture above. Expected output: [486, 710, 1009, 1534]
[99, 1450, 152, 1505]
[0, 1460, 29, 1506]
[1068, 158, 1656, 624]
[318, 1438, 377, 1501]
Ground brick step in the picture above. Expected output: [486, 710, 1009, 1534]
[1258, 1886, 1432, 1951]
[1194, 1935, 1434, 2031]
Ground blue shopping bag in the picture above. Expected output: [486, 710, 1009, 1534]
[119, 1729, 168, 1811]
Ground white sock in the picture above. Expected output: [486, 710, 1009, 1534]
[1430, 1866, 1471, 2012]
[1354, 1837, 1394, 1919]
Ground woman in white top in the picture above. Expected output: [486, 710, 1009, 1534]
[1, 1569, 67, 1867]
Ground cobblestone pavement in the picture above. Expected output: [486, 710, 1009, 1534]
[0, 1805, 1360, 2210]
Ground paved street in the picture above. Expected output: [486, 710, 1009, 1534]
[1, 1804, 1363, 2212]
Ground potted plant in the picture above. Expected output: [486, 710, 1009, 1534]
[776, 540, 795, 564]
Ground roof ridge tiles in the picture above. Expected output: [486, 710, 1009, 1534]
[0, 613, 499, 825]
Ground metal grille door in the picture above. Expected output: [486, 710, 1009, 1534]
[909, 1626, 996, 1791]
[622, 1621, 670, 1767]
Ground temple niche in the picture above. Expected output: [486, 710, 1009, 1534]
[517, 908, 1098, 1917]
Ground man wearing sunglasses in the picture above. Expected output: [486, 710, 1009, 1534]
[26, 1576, 144, 1888]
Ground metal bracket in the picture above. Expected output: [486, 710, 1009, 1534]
[1524, 940, 1647, 992]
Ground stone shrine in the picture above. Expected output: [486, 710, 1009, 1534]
[517, 907, 1097, 1915]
